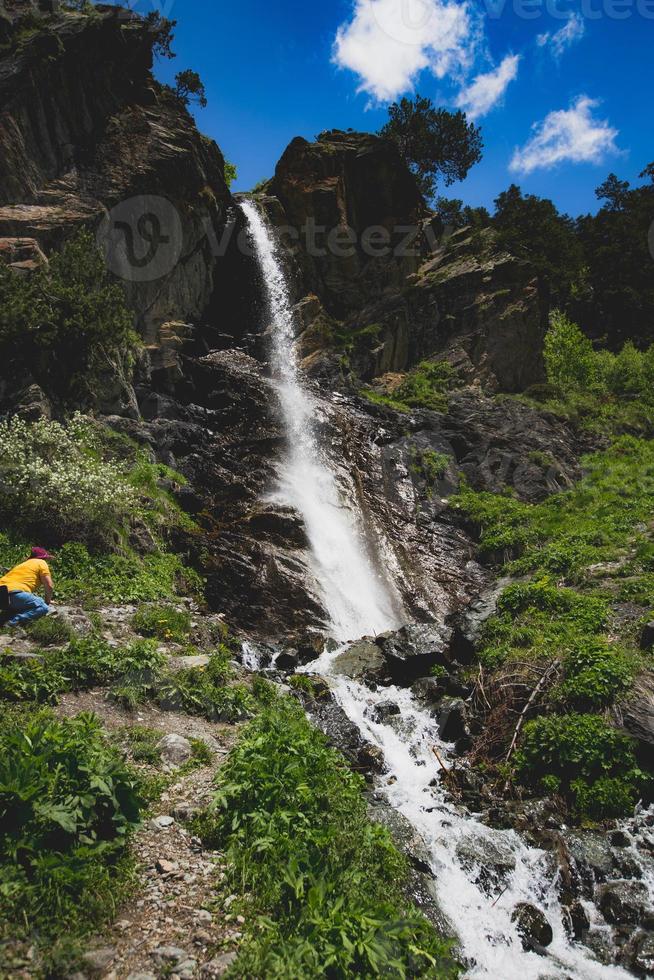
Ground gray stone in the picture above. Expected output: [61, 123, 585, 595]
[369, 700, 400, 723]
[632, 931, 654, 974]
[566, 831, 614, 881]
[152, 814, 175, 828]
[511, 903, 553, 950]
[596, 880, 649, 925]
[331, 640, 386, 682]
[411, 675, 447, 704]
[81, 947, 116, 973]
[177, 959, 198, 979]
[201, 951, 238, 977]
[456, 833, 516, 891]
[173, 802, 199, 822]
[151, 945, 188, 965]
[639, 622, 654, 650]
[158, 733, 193, 765]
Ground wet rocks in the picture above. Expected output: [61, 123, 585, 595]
[617, 671, 654, 751]
[331, 639, 386, 683]
[596, 880, 649, 925]
[437, 698, 470, 744]
[562, 900, 590, 940]
[369, 700, 401, 723]
[377, 623, 453, 681]
[565, 831, 614, 884]
[640, 622, 654, 650]
[455, 833, 516, 892]
[411, 676, 448, 704]
[358, 742, 385, 773]
[511, 903, 553, 951]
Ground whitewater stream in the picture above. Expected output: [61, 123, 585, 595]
[240, 199, 640, 978]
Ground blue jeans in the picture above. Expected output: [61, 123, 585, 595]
[7, 592, 49, 626]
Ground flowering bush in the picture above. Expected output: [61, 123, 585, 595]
[0, 414, 137, 546]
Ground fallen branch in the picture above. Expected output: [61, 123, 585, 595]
[504, 659, 561, 765]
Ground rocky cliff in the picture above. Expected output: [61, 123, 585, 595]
[0, 1, 232, 342]
[0, 4, 559, 640]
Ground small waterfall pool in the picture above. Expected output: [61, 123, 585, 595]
[240, 198, 642, 978]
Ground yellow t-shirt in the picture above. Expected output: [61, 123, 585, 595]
[0, 559, 50, 594]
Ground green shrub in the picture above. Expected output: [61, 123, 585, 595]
[52, 541, 203, 605]
[555, 640, 634, 709]
[0, 710, 141, 933]
[25, 615, 75, 647]
[361, 360, 457, 415]
[155, 652, 253, 723]
[0, 229, 136, 407]
[515, 714, 646, 818]
[195, 696, 459, 978]
[132, 604, 192, 642]
[0, 415, 138, 548]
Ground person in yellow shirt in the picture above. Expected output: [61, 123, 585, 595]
[0, 547, 55, 627]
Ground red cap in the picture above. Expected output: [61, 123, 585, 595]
[31, 547, 54, 560]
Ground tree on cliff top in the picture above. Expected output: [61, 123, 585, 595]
[379, 95, 483, 201]
[174, 69, 208, 109]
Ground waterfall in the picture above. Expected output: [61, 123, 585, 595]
[240, 198, 403, 640]
[241, 198, 641, 979]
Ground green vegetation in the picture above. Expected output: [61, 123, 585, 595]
[451, 315, 654, 817]
[194, 695, 459, 978]
[0, 414, 199, 554]
[0, 635, 165, 705]
[132, 604, 192, 642]
[25, 615, 75, 647]
[526, 311, 654, 435]
[224, 161, 238, 187]
[410, 448, 450, 495]
[0, 708, 141, 944]
[154, 652, 255, 723]
[515, 714, 647, 820]
[0, 230, 136, 407]
[379, 94, 482, 201]
[362, 360, 457, 414]
[173, 68, 207, 108]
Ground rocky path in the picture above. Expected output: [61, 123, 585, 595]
[54, 694, 244, 980]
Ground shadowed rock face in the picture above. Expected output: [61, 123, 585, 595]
[268, 130, 424, 319]
[0, 4, 232, 339]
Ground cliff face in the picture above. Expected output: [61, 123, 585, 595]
[0, 3, 232, 340]
[0, 6, 561, 639]
[264, 131, 546, 391]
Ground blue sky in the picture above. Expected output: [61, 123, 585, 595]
[150, 0, 654, 215]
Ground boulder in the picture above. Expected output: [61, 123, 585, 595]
[565, 831, 615, 882]
[438, 698, 469, 743]
[562, 900, 590, 940]
[276, 650, 300, 671]
[369, 700, 401, 723]
[596, 880, 649, 925]
[617, 671, 654, 750]
[631, 931, 654, 975]
[157, 733, 193, 766]
[455, 833, 516, 892]
[358, 742, 385, 773]
[377, 623, 453, 682]
[411, 676, 448, 704]
[511, 903, 553, 950]
[331, 639, 387, 683]
[640, 622, 654, 650]
[81, 948, 116, 974]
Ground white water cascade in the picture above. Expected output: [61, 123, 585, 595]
[241, 199, 643, 979]
[241, 198, 404, 640]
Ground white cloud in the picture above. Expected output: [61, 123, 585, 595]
[510, 96, 619, 175]
[454, 53, 519, 119]
[333, 0, 482, 103]
[536, 13, 585, 59]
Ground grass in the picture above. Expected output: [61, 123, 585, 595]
[193, 694, 459, 979]
[132, 604, 192, 642]
[25, 615, 75, 646]
[361, 360, 458, 415]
